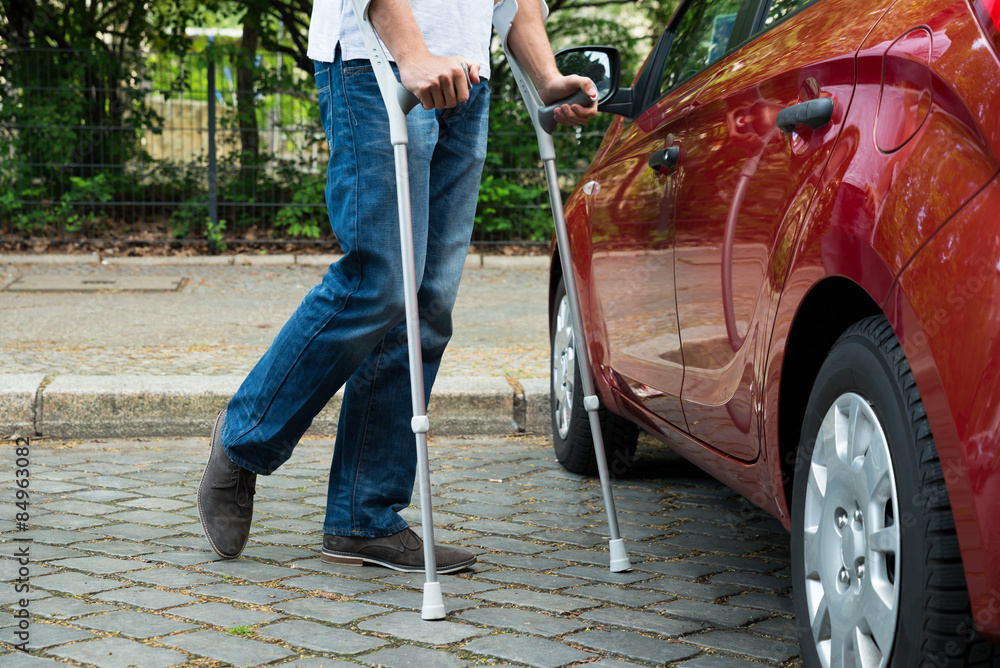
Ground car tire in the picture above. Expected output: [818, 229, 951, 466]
[550, 277, 638, 476]
[791, 315, 997, 668]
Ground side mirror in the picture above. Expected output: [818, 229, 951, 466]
[555, 46, 633, 119]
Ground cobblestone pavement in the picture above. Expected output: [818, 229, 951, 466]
[0, 260, 550, 379]
[0, 434, 802, 667]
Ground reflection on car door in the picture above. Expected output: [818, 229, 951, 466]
[587, 0, 745, 430]
[671, 0, 887, 461]
[588, 92, 694, 430]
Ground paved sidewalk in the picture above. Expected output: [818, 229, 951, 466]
[1, 254, 553, 439]
[0, 434, 801, 667]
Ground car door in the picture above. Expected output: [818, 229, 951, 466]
[670, 0, 889, 461]
[587, 0, 747, 429]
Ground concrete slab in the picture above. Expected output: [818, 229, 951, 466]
[228, 254, 298, 266]
[293, 254, 345, 266]
[0, 373, 44, 437]
[0, 253, 100, 265]
[1, 257, 556, 439]
[41, 374, 241, 438]
[103, 255, 239, 266]
[428, 376, 516, 435]
[522, 377, 551, 435]
[481, 255, 549, 269]
[32, 374, 525, 439]
[5, 276, 183, 292]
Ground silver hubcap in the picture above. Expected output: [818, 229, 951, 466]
[802, 393, 900, 668]
[551, 293, 575, 439]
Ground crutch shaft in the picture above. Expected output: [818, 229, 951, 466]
[351, 0, 445, 620]
[393, 145, 439, 586]
[544, 159, 631, 572]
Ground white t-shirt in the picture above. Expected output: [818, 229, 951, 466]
[307, 0, 494, 80]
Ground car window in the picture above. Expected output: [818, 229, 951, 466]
[659, 0, 744, 96]
[758, 0, 816, 30]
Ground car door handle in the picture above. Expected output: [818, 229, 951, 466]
[648, 146, 680, 174]
[776, 97, 834, 134]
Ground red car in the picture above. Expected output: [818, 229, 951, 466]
[549, 0, 1000, 665]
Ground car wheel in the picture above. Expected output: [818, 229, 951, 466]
[792, 316, 995, 668]
[550, 277, 638, 476]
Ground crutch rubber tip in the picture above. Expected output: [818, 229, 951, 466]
[421, 581, 446, 620]
[608, 538, 632, 573]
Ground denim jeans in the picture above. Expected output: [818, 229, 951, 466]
[222, 51, 489, 537]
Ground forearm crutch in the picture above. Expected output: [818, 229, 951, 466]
[350, 0, 446, 620]
[493, 0, 632, 572]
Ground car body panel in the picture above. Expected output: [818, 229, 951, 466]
[555, 0, 1000, 640]
[586, 83, 703, 431]
[764, 1, 1000, 633]
[854, 0, 999, 277]
[673, 0, 878, 462]
[893, 172, 1000, 640]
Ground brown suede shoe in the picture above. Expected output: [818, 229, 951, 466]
[197, 410, 257, 559]
[321, 528, 476, 573]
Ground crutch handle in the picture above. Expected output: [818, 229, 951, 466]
[538, 88, 597, 135]
[398, 86, 420, 114]
[396, 64, 474, 114]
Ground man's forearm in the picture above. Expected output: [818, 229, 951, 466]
[367, 0, 432, 64]
[364, 0, 478, 108]
[501, 0, 597, 124]
[503, 0, 562, 99]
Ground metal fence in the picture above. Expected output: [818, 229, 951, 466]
[0, 46, 611, 250]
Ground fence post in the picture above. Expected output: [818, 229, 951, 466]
[206, 38, 219, 250]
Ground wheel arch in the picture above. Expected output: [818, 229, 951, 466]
[548, 243, 563, 339]
[777, 276, 882, 512]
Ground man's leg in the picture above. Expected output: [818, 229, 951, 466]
[320, 80, 490, 571]
[199, 55, 423, 559]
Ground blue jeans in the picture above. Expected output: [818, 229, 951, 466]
[222, 52, 489, 537]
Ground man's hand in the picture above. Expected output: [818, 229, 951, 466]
[398, 53, 481, 110]
[368, 0, 479, 111]
[504, 0, 599, 128]
[540, 74, 598, 126]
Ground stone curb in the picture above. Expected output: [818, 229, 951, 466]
[0, 253, 549, 269]
[0, 373, 45, 438]
[521, 377, 553, 435]
[1, 374, 549, 440]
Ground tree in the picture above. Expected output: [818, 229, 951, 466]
[0, 0, 197, 185]
[0, 0, 678, 243]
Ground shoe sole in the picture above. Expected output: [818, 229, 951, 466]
[197, 410, 244, 560]
[320, 550, 475, 574]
